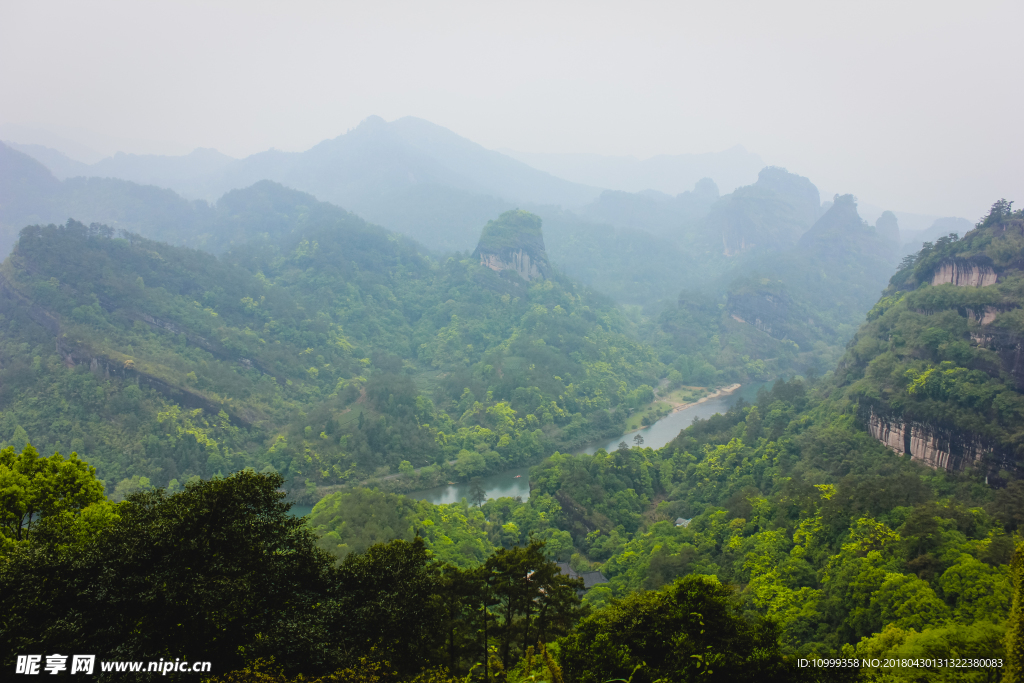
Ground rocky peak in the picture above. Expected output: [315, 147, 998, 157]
[798, 194, 892, 263]
[472, 209, 551, 281]
[754, 166, 821, 228]
[874, 210, 900, 243]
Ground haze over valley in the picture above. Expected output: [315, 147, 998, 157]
[2, 3, 1023, 681]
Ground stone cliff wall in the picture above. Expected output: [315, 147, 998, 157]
[867, 409, 990, 471]
[966, 305, 1000, 325]
[479, 249, 543, 281]
[932, 260, 998, 287]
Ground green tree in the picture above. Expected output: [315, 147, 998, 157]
[0, 444, 105, 544]
[559, 574, 793, 683]
[469, 477, 487, 507]
[0, 471, 338, 675]
[310, 487, 418, 559]
[483, 540, 583, 672]
[1006, 541, 1024, 682]
[332, 537, 447, 675]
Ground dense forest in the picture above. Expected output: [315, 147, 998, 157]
[3, 201, 1024, 681]
[3, 107, 1023, 681]
[0, 194, 665, 501]
[2, 140, 910, 391]
[0, 164, 904, 502]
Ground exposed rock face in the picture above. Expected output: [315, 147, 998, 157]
[966, 305, 1000, 325]
[867, 409, 990, 471]
[931, 259, 998, 287]
[479, 250, 543, 281]
[473, 209, 551, 281]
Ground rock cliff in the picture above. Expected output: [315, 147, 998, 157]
[874, 211, 901, 244]
[696, 167, 819, 258]
[930, 259, 998, 287]
[472, 209, 552, 281]
[841, 201, 1024, 475]
[867, 409, 991, 471]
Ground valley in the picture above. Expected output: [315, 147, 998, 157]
[1, 117, 1021, 682]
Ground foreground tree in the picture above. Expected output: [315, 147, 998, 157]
[0, 444, 105, 544]
[483, 540, 585, 673]
[1007, 541, 1024, 681]
[1, 471, 338, 677]
[558, 574, 796, 683]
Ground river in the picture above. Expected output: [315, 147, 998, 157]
[403, 381, 769, 506]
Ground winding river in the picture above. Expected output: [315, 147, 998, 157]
[404, 382, 769, 506]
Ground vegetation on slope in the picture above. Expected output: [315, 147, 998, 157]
[0, 195, 663, 498]
[841, 199, 1024, 472]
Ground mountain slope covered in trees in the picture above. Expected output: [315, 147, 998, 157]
[291, 202, 1024, 676]
[0, 196, 662, 499]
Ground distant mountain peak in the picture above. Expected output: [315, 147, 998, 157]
[473, 209, 551, 281]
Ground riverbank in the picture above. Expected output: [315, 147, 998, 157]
[668, 383, 742, 413]
[620, 383, 743, 437]
[289, 381, 766, 515]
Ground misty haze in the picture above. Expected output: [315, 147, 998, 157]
[1, 2, 1022, 681]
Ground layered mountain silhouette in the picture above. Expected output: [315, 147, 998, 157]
[502, 145, 763, 195]
[6, 117, 602, 253]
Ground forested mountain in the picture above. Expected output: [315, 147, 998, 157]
[648, 192, 903, 387]
[3, 125, 1023, 682]
[291, 201, 1024, 676]
[6, 203, 1021, 681]
[0, 199, 663, 500]
[842, 199, 1024, 474]
[574, 177, 721, 239]
[6, 117, 601, 253]
[2, 136, 908, 392]
[0, 142, 215, 256]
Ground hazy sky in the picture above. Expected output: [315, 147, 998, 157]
[2, 1, 1021, 220]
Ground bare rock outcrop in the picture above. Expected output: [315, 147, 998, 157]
[473, 209, 551, 282]
[479, 250, 543, 281]
[931, 259, 998, 287]
[867, 409, 990, 471]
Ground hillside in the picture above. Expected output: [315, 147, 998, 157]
[2, 175, 1020, 678]
[651, 193, 901, 386]
[0, 141, 217, 256]
[0, 199, 662, 498]
[291, 206, 1024, 669]
[0, 140, 914, 396]
[840, 199, 1024, 474]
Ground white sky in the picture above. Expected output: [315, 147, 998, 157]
[2, 0, 1021, 219]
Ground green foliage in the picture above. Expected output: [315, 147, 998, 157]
[476, 209, 544, 252]
[522, 375, 1016, 662]
[0, 202, 662, 497]
[849, 622, 1005, 682]
[1006, 541, 1024, 682]
[0, 443, 105, 544]
[483, 540, 585, 672]
[841, 208, 1024, 466]
[0, 471, 341, 674]
[5, 468, 585, 679]
[559, 574, 794, 682]
[310, 488, 419, 559]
